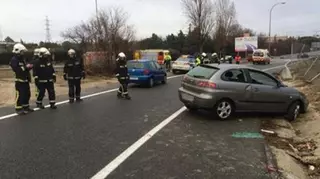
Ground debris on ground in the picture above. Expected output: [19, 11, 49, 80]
[262, 61, 320, 179]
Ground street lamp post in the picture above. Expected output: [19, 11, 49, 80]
[268, 2, 286, 53]
[95, 0, 98, 17]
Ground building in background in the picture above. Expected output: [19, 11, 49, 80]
[265, 36, 289, 43]
[311, 42, 320, 51]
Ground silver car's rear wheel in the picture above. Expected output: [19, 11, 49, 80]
[214, 100, 233, 120]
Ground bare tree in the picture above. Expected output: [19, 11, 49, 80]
[181, 0, 215, 53]
[61, 6, 135, 74]
[60, 21, 93, 51]
[214, 0, 237, 52]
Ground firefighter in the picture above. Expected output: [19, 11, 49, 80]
[164, 52, 172, 72]
[63, 49, 85, 103]
[157, 52, 165, 67]
[33, 48, 40, 61]
[114, 52, 131, 100]
[211, 53, 220, 64]
[201, 52, 209, 64]
[235, 53, 241, 64]
[9, 43, 34, 115]
[31, 48, 41, 98]
[32, 47, 57, 109]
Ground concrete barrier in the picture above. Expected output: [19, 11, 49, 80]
[280, 66, 293, 80]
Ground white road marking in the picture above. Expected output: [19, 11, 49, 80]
[90, 106, 187, 179]
[0, 75, 184, 121]
[89, 63, 290, 179]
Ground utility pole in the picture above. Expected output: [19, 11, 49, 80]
[0, 26, 3, 41]
[45, 16, 51, 43]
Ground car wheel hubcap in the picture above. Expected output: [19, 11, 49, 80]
[294, 105, 300, 119]
[217, 101, 232, 119]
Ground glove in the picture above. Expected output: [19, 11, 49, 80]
[63, 74, 67, 81]
[82, 72, 86, 79]
[35, 78, 39, 84]
[26, 63, 33, 69]
[53, 76, 56, 83]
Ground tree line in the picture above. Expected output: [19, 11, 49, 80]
[1, 0, 319, 67]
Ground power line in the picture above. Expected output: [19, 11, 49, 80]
[45, 16, 51, 43]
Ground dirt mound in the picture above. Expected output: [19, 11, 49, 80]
[262, 73, 320, 178]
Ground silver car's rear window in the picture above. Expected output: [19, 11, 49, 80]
[186, 65, 219, 79]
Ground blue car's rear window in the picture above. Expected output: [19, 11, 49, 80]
[127, 61, 146, 69]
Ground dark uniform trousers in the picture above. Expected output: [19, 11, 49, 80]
[118, 77, 129, 96]
[36, 81, 56, 105]
[68, 79, 81, 99]
[15, 81, 31, 110]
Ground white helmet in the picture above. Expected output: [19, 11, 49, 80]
[39, 47, 49, 57]
[68, 49, 76, 56]
[201, 52, 207, 57]
[45, 49, 51, 55]
[118, 52, 126, 58]
[12, 43, 27, 54]
[34, 48, 40, 56]
[212, 53, 217, 57]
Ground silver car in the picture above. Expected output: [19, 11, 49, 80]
[178, 64, 309, 121]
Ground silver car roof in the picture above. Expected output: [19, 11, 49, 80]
[202, 64, 261, 71]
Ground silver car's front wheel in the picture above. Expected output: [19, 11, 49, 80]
[215, 100, 233, 120]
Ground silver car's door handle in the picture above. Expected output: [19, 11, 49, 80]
[245, 85, 252, 91]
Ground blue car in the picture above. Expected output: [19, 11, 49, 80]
[127, 59, 167, 87]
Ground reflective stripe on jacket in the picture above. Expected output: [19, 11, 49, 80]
[195, 58, 201, 65]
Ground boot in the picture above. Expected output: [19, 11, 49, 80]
[69, 99, 74, 103]
[50, 103, 57, 109]
[124, 95, 131, 100]
[117, 92, 123, 99]
[23, 106, 34, 114]
[16, 109, 25, 115]
[36, 103, 45, 109]
[76, 98, 83, 102]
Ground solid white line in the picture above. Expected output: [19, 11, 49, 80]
[90, 106, 187, 179]
[0, 75, 183, 121]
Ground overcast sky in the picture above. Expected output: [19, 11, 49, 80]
[0, 0, 319, 43]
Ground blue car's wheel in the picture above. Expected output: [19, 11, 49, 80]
[162, 75, 167, 84]
[148, 78, 154, 88]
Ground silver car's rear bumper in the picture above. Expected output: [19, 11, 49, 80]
[178, 87, 217, 109]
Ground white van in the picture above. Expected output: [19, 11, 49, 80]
[252, 49, 271, 65]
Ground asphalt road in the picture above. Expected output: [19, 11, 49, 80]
[0, 60, 288, 179]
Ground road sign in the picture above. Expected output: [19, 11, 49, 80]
[235, 36, 258, 52]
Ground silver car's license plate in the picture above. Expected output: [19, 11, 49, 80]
[181, 93, 194, 102]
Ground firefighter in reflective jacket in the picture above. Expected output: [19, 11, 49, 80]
[164, 52, 172, 72]
[63, 49, 85, 103]
[195, 56, 201, 66]
[235, 54, 241, 64]
[9, 43, 34, 115]
[33, 47, 57, 109]
[115, 52, 131, 100]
